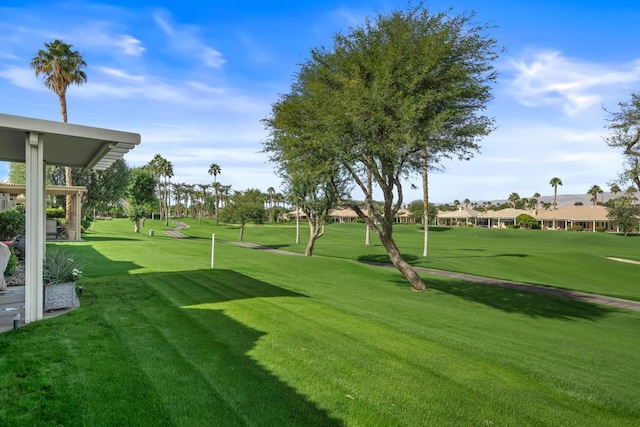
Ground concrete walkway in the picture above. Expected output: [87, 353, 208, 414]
[0, 286, 75, 333]
[162, 221, 189, 238]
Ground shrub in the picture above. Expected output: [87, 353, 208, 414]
[568, 225, 583, 232]
[0, 209, 25, 241]
[595, 226, 607, 233]
[3, 246, 18, 277]
[508, 224, 521, 229]
[516, 213, 538, 228]
[45, 207, 65, 219]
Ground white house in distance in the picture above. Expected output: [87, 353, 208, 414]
[436, 205, 617, 232]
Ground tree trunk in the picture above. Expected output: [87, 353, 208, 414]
[239, 224, 245, 242]
[64, 166, 73, 222]
[421, 147, 429, 257]
[134, 218, 140, 233]
[305, 216, 324, 256]
[379, 232, 426, 291]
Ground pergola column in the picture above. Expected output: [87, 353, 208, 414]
[25, 132, 45, 323]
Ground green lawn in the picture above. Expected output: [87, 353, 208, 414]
[196, 220, 640, 301]
[0, 218, 638, 425]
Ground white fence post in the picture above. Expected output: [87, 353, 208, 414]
[211, 234, 215, 269]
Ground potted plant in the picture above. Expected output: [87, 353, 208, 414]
[43, 247, 82, 311]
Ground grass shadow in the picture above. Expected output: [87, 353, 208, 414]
[128, 269, 343, 425]
[2, 268, 343, 425]
[357, 253, 420, 264]
[390, 275, 615, 320]
[430, 253, 530, 259]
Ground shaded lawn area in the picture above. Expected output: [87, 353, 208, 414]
[197, 220, 640, 301]
[1, 219, 638, 425]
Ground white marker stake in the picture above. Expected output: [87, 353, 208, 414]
[211, 234, 215, 269]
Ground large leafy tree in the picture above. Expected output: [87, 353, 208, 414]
[31, 39, 87, 221]
[605, 93, 640, 190]
[264, 5, 499, 290]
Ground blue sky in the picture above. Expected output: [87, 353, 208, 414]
[1, 0, 639, 203]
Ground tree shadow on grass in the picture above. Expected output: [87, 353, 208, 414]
[358, 254, 420, 264]
[435, 253, 530, 259]
[387, 275, 614, 320]
[84, 268, 344, 426]
[77, 235, 142, 242]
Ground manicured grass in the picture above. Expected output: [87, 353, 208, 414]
[0, 218, 639, 425]
[193, 219, 640, 301]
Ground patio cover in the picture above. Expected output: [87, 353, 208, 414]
[0, 113, 140, 324]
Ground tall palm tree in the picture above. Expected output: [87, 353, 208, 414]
[208, 163, 221, 222]
[463, 198, 470, 209]
[161, 159, 173, 226]
[587, 185, 602, 206]
[549, 177, 563, 209]
[147, 154, 172, 222]
[31, 39, 87, 222]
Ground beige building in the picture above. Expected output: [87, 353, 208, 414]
[436, 205, 620, 232]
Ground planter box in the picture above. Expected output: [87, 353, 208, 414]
[44, 282, 80, 311]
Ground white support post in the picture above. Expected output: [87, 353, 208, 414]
[25, 132, 45, 323]
[211, 234, 215, 268]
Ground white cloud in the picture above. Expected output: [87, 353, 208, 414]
[507, 50, 640, 116]
[0, 66, 43, 90]
[116, 35, 146, 56]
[97, 66, 145, 82]
[152, 9, 226, 69]
[60, 21, 145, 57]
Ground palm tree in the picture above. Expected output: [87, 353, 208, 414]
[508, 192, 520, 208]
[171, 183, 184, 217]
[160, 159, 173, 226]
[463, 198, 470, 209]
[208, 163, 221, 222]
[587, 185, 603, 206]
[549, 177, 563, 209]
[197, 184, 210, 224]
[31, 40, 87, 222]
[610, 184, 621, 198]
[453, 199, 460, 210]
[532, 192, 541, 211]
[266, 187, 276, 222]
[147, 154, 172, 222]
